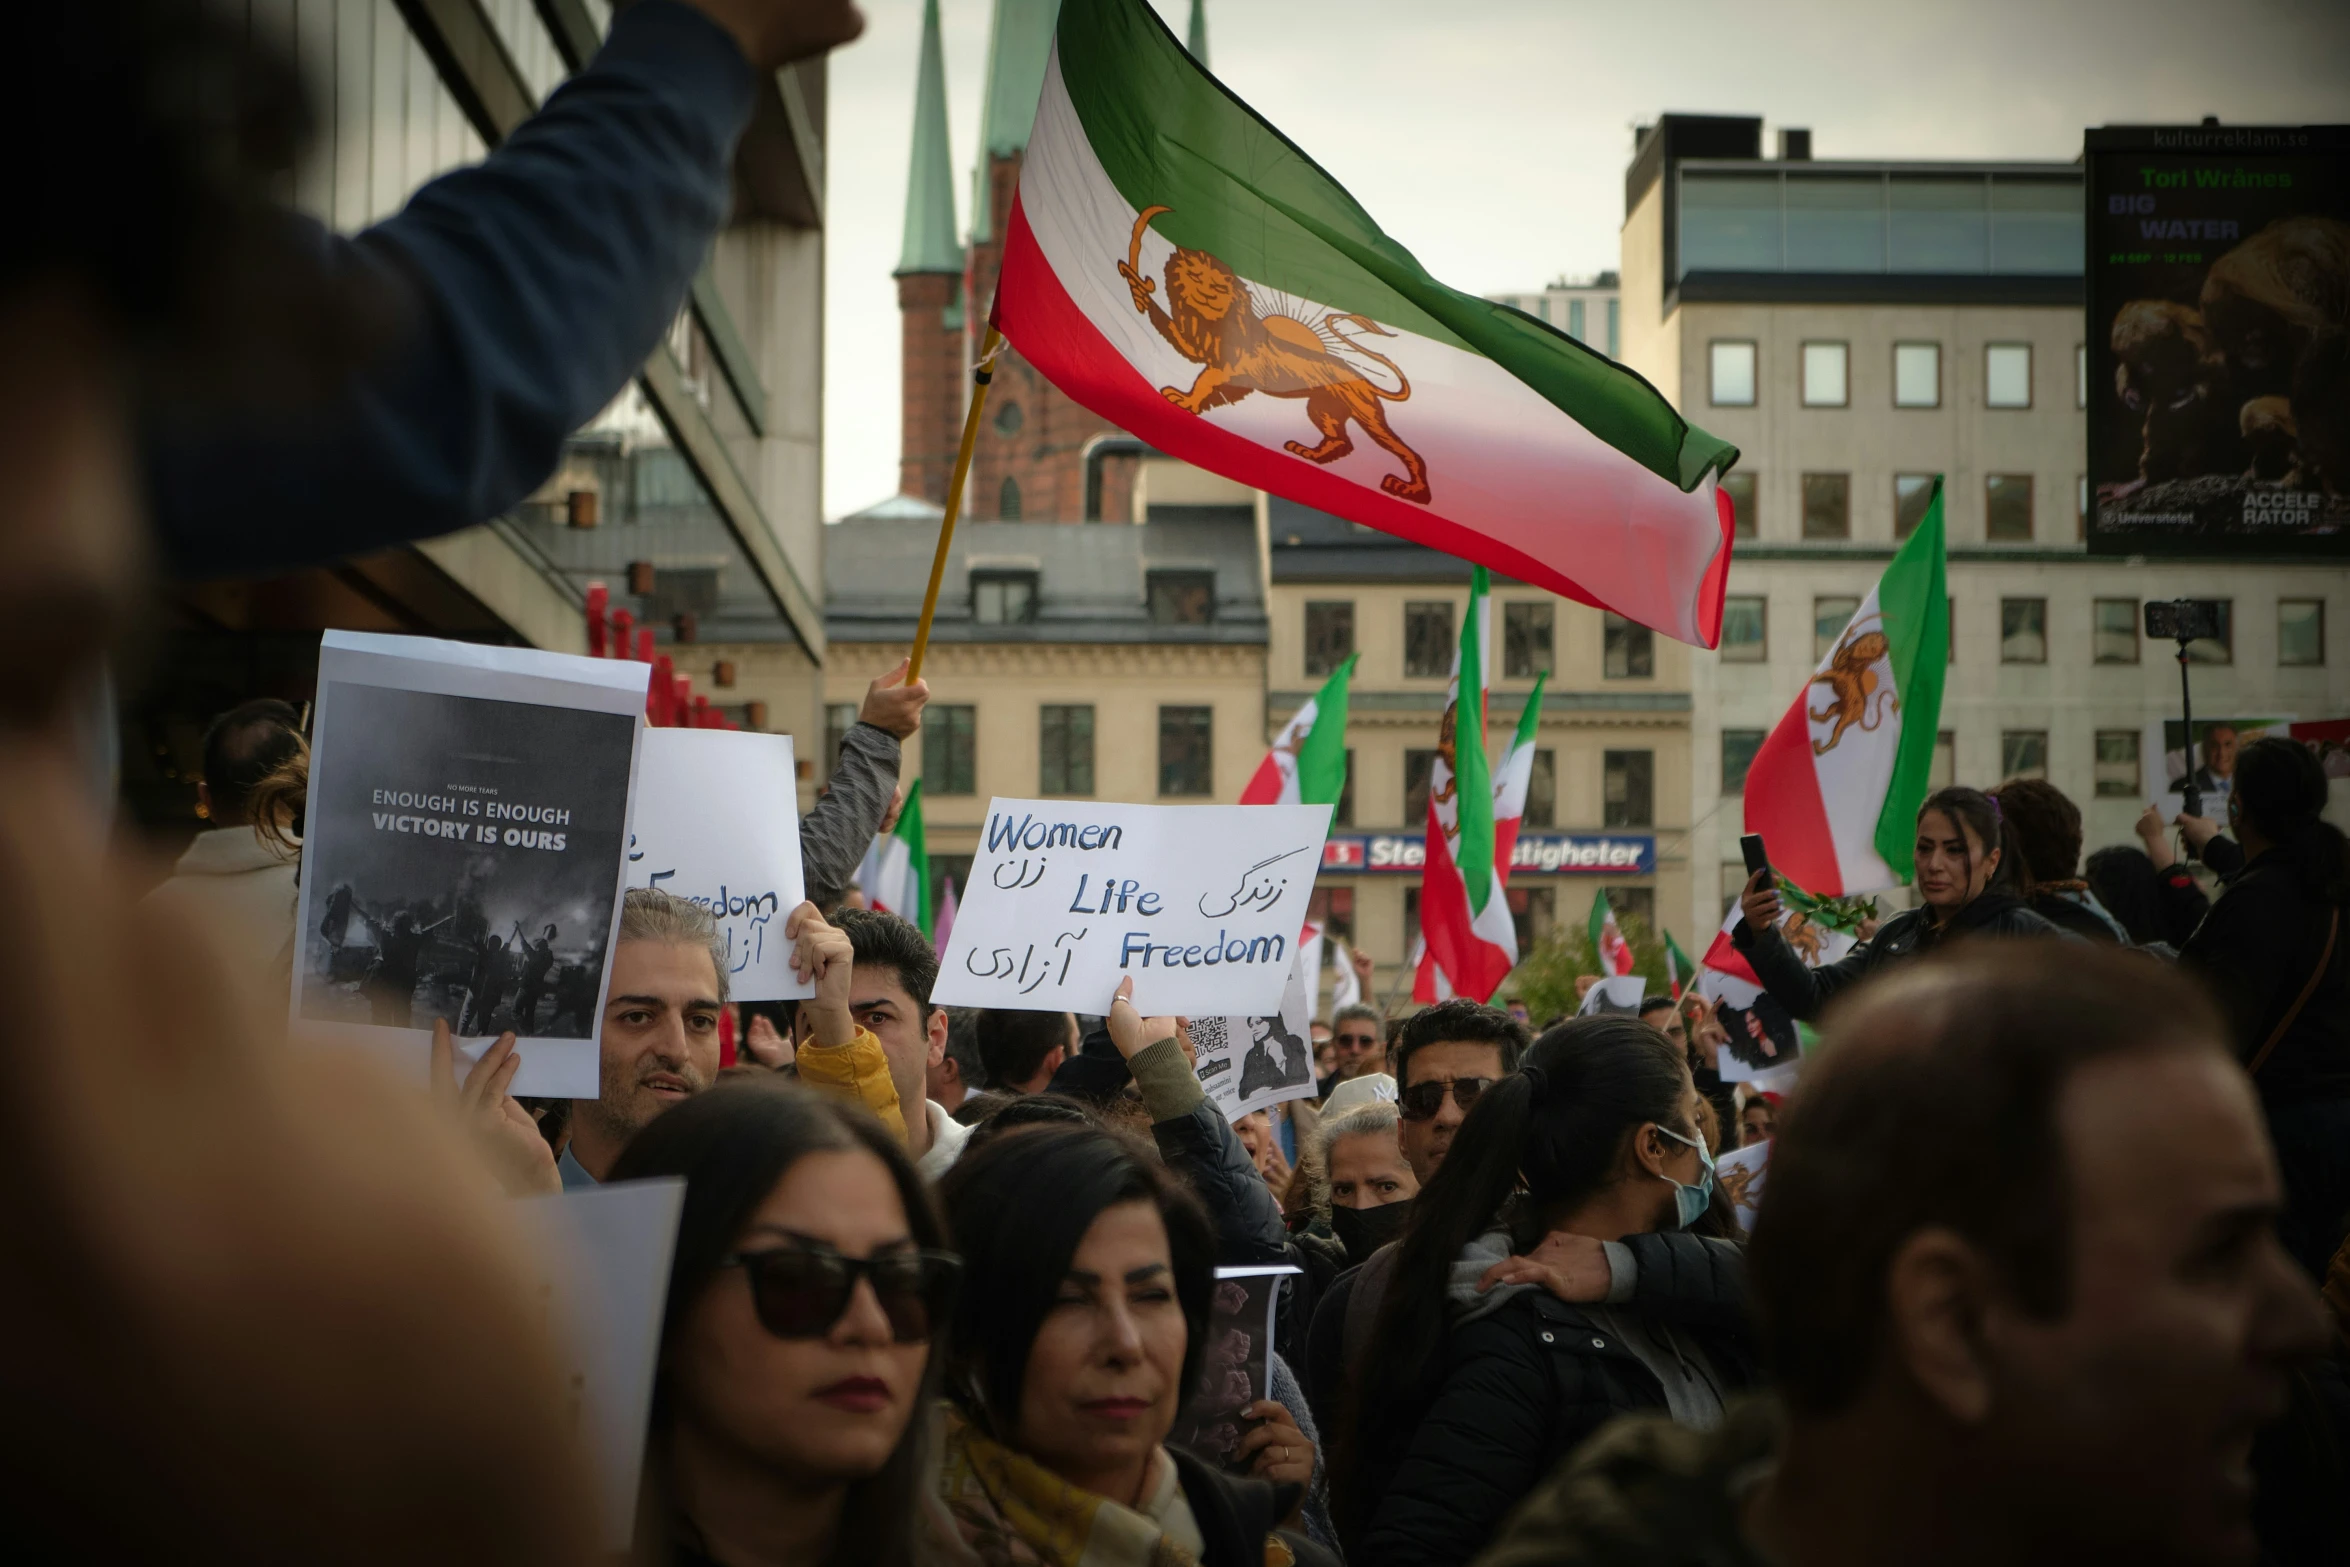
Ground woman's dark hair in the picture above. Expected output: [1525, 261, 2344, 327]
[606, 1080, 944, 1567]
[2084, 845, 2168, 945]
[1988, 777, 2084, 885]
[961, 1091, 1096, 1154]
[936, 1125, 1216, 1437]
[1333, 1016, 1694, 1542]
[1917, 785, 2027, 900]
[2232, 737, 2350, 904]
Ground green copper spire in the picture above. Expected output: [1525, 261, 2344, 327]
[896, 0, 961, 276]
[969, 0, 1061, 243]
[1186, 0, 1207, 63]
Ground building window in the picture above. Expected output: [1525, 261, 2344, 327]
[1603, 750, 1654, 828]
[1604, 886, 1656, 934]
[1603, 613, 1654, 679]
[1146, 569, 1215, 625]
[2187, 601, 2234, 665]
[2094, 598, 2139, 663]
[1893, 342, 1940, 408]
[1509, 886, 1557, 955]
[1525, 749, 1557, 827]
[1720, 471, 1757, 538]
[993, 400, 1023, 435]
[2001, 729, 2048, 781]
[998, 476, 1023, 520]
[925, 704, 977, 795]
[1710, 340, 1757, 406]
[971, 570, 1039, 625]
[1721, 596, 1767, 662]
[1335, 749, 1355, 827]
[1157, 706, 1213, 796]
[2279, 600, 2325, 666]
[1567, 298, 1586, 341]
[1985, 474, 2034, 542]
[1802, 472, 1850, 539]
[1814, 595, 1860, 663]
[1985, 343, 2032, 408]
[1606, 298, 1620, 358]
[1932, 729, 1956, 789]
[2075, 344, 2088, 409]
[1999, 598, 2048, 663]
[823, 702, 857, 783]
[1894, 474, 1937, 539]
[1503, 601, 1554, 679]
[1801, 341, 1849, 407]
[1304, 600, 1355, 675]
[1721, 729, 1765, 795]
[1404, 600, 1456, 677]
[1404, 749, 1437, 825]
[1039, 705, 1094, 795]
[2094, 730, 2140, 798]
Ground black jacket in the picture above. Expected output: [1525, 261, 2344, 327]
[1170, 1446, 1341, 1567]
[1358, 1233, 1759, 1567]
[1731, 892, 2069, 1021]
[2180, 837, 2350, 1103]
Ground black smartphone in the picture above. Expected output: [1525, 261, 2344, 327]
[1740, 833, 1772, 882]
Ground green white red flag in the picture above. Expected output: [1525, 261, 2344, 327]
[1242, 653, 1354, 805]
[1589, 886, 1635, 976]
[1741, 479, 1950, 895]
[1663, 928, 1696, 1001]
[993, 0, 1741, 646]
[1414, 567, 1515, 1002]
[1417, 673, 1543, 1002]
[855, 778, 931, 938]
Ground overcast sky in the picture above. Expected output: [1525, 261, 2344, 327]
[819, 0, 2350, 518]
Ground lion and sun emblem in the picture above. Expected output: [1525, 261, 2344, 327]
[1116, 206, 1433, 506]
[1808, 618, 1897, 756]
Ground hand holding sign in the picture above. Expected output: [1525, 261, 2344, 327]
[1107, 976, 1181, 1060]
[785, 901, 855, 1047]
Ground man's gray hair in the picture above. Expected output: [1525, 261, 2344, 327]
[1318, 1099, 1401, 1159]
[1332, 1002, 1384, 1035]
[618, 886, 730, 1007]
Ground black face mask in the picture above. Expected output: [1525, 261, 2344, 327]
[1330, 1197, 1412, 1260]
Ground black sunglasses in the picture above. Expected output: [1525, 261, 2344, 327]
[1398, 1076, 1494, 1121]
[720, 1242, 962, 1343]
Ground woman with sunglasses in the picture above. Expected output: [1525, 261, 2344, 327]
[932, 1123, 1337, 1567]
[1332, 1016, 1759, 1567]
[607, 1080, 957, 1567]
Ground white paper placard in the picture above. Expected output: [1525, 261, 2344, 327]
[1717, 1141, 1770, 1233]
[933, 799, 1334, 1015]
[1578, 973, 1648, 1016]
[1192, 941, 1319, 1122]
[625, 730, 810, 1002]
[292, 632, 649, 1098]
[513, 1178, 685, 1550]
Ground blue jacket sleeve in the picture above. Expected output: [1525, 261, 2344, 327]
[145, 1, 756, 578]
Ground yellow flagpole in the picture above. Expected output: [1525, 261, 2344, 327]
[908, 324, 1003, 682]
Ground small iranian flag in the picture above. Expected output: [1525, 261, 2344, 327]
[856, 778, 932, 937]
[994, 0, 1739, 646]
[1663, 929, 1696, 1001]
[1417, 567, 1515, 1002]
[1242, 653, 1355, 805]
[1589, 887, 1635, 977]
[1417, 673, 1543, 1002]
[1743, 478, 1950, 895]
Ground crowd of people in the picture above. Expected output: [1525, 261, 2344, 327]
[13, 2, 2350, 1564]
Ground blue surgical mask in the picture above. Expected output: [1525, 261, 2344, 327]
[1652, 1124, 1717, 1229]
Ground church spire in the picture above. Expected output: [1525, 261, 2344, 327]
[969, 0, 1061, 243]
[1186, 0, 1207, 64]
[896, 0, 960, 276]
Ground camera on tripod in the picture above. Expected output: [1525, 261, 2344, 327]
[2144, 599, 2224, 643]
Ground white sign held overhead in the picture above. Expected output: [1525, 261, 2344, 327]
[625, 730, 811, 1002]
[932, 800, 1334, 1016]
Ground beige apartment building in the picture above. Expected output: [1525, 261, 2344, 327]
[1618, 116, 2350, 942]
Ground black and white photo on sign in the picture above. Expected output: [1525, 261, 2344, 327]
[625, 729, 811, 1002]
[1189, 940, 1318, 1121]
[1715, 991, 1802, 1082]
[291, 632, 647, 1099]
[1166, 1265, 1299, 1474]
[1578, 974, 1647, 1016]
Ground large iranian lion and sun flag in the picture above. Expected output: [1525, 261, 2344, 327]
[991, 0, 1739, 647]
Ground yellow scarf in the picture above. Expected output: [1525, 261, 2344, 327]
[931, 1406, 1297, 1567]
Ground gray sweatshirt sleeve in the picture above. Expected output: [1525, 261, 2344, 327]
[801, 723, 900, 907]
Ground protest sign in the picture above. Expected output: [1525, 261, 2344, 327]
[1716, 991, 1803, 1083]
[1191, 944, 1319, 1122]
[292, 632, 646, 1098]
[1717, 1141, 1769, 1234]
[513, 1178, 685, 1550]
[1166, 1264, 1300, 1473]
[1578, 973, 1647, 1017]
[626, 730, 810, 1002]
[933, 799, 1333, 1015]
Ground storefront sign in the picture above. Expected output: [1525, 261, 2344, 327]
[1320, 832, 1654, 876]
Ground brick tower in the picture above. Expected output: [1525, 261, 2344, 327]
[895, 0, 965, 505]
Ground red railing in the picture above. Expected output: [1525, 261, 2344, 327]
[584, 581, 739, 729]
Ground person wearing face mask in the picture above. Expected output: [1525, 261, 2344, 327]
[605, 1080, 959, 1567]
[1332, 1017, 1758, 1567]
[1301, 1101, 1420, 1431]
[933, 1125, 1338, 1567]
[1732, 786, 2069, 1022]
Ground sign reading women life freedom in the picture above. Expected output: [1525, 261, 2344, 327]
[933, 799, 1334, 1016]
[291, 632, 647, 1099]
[624, 730, 811, 1003]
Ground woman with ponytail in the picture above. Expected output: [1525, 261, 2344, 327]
[1731, 785, 2070, 1021]
[2179, 736, 2350, 1277]
[1334, 1018, 1757, 1567]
